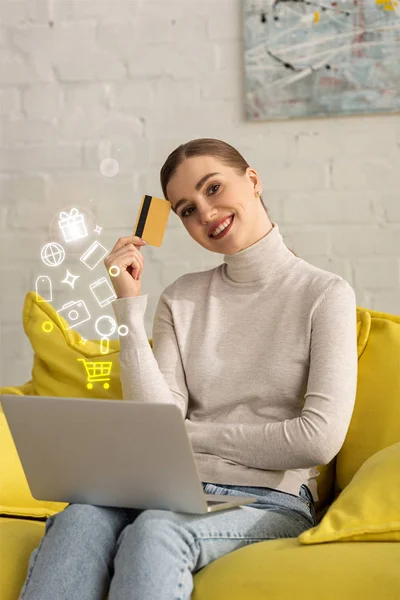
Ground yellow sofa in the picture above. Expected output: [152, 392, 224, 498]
[1, 291, 400, 600]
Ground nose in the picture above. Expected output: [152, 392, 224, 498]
[198, 202, 217, 224]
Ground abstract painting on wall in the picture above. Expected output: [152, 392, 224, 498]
[244, 0, 400, 120]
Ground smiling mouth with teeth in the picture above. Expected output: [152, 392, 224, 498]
[210, 215, 234, 238]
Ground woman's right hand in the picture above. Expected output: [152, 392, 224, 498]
[104, 235, 147, 298]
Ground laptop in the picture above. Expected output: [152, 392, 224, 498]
[1, 395, 257, 515]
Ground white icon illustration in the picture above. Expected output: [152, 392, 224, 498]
[117, 325, 129, 336]
[35, 276, 53, 302]
[94, 225, 102, 235]
[89, 277, 117, 308]
[41, 242, 65, 267]
[58, 208, 88, 243]
[95, 315, 116, 355]
[57, 300, 91, 330]
[61, 269, 80, 289]
[80, 241, 109, 270]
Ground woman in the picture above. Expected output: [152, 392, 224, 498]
[19, 138, 358, 600]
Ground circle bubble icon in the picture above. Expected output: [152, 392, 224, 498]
[42, 321, 54, 333]
[109, 265, 120, 277]
[100, 158, 119, 178]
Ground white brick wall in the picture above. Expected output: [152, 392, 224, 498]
[1, 0, 400, 388]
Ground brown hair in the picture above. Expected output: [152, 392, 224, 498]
[160, 137, 296, 256]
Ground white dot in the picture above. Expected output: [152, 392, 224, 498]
[118, 325, 129, 336]
[100, 158, 119, 178]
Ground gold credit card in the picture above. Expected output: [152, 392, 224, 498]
[133, 194, 171, 247]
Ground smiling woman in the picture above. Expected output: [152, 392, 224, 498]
[19, 137, 360, 600]
[159, 137, 297, 257]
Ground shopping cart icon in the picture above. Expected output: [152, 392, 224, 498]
[77, 358, 112, 390]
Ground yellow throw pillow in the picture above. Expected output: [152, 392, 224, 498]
[298, 442, 400, 544]
[336, 308, 400, 491]
[22, 290, 124, 399]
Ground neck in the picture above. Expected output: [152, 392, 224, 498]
[222, 222, 296, 284]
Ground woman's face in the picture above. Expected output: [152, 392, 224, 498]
[166, 155, 272, 255]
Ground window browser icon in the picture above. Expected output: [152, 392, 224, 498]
[80, 241, 109, 270]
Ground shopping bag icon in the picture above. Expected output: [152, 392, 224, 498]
[58, 208, 88, 243]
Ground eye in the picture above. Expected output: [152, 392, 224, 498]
[181, 183, 220, 218]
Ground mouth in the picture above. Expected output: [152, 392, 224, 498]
[209, 215, 235, 240]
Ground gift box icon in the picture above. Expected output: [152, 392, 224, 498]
[58, 208, 88, 243]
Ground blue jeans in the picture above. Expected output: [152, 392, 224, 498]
[19, 483, 317, 600]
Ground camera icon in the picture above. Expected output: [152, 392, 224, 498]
[57, 300, 91, 330]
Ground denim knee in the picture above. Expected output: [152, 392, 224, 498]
[115, 509, 181, 553]
[54, 503, 132, 540]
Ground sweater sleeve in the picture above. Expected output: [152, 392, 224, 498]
[111, 287, 188, 419]
[185, 277, 358, 469]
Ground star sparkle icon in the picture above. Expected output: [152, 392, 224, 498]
[61, 269, 80, 289]
[94, 225, 102, 234]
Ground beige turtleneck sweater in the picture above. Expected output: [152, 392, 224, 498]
[111, 222, 358, 502]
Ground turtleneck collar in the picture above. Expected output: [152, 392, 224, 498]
[222, 222, 296, 284]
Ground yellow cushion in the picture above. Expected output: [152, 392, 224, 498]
[192, 536, 400, 600]
[298, 443, 400, 544]
[21, 290, 124, 399]
[336, 308, 400, 491]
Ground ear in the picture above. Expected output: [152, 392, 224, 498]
[246, 167, 260, 190]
